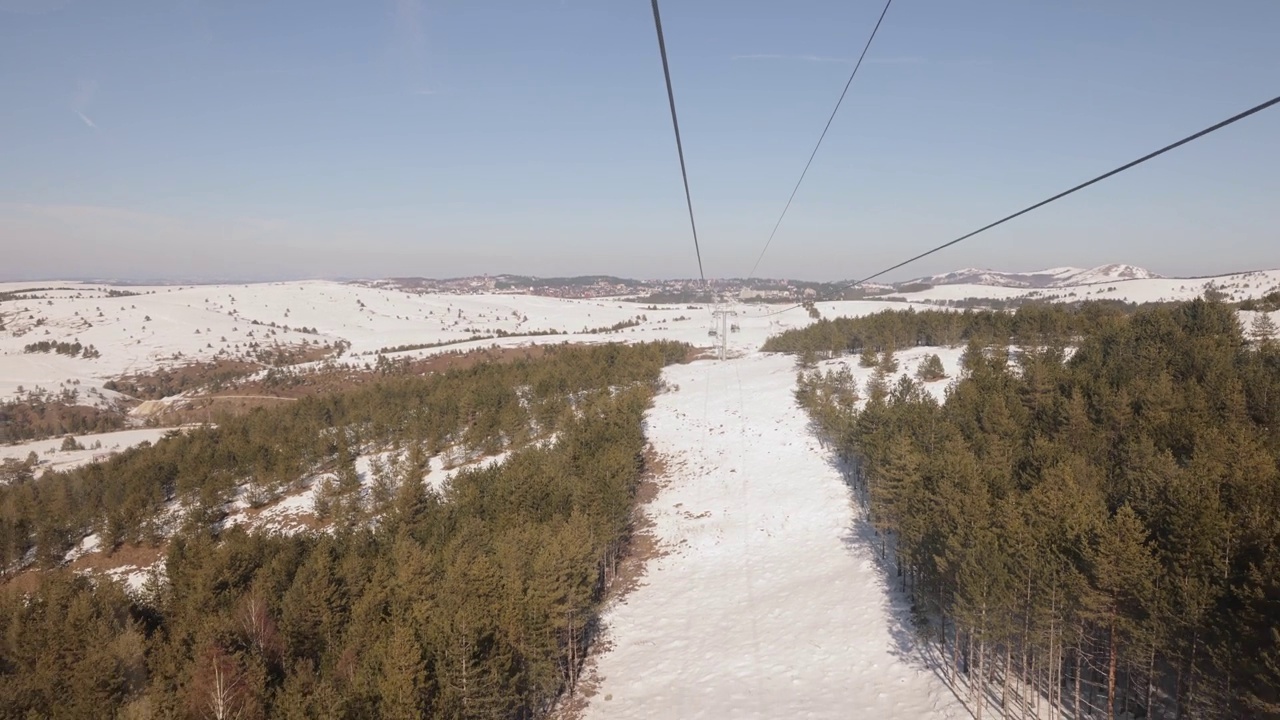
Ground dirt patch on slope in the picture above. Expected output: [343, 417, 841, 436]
[68, 542, 167, 574]
[106, 359, 262, 400]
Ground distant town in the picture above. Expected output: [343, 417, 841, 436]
[358, 274, 886, 303]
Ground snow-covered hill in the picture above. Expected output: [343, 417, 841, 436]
[904, 263, 1162, 289]
[0, 281, 711, 403]
[1062, 263, 1161, 285]
[892, 267, 1280, 306]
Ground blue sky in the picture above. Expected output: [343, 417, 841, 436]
[1, 0, 1277, 282]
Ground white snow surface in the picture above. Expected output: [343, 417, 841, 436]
[0, 279, 901, 405]
[897, 268, 1280, 306]
[583, 353, 965, 719]
[905, 263, 1161, 289]
[64, 532, 102, 563]
[103, 564, 156, 594]
[0, 427, 176, 479]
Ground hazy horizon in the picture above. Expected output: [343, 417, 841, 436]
[5, 260, 1279, 288]
[3, 1, 1278, 282]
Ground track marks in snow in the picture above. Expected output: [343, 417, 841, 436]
[583, 353, 966, 719]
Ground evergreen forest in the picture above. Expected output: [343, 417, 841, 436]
[784, 299, 1280, 718]
[0, 341, 688, 719]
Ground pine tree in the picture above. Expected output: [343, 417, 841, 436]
[879, 344, 900, 374]
[865, 368, 890, 406]
[916, 353, 947, 381]
[1083, 504, 1157, 719]
[1251, 312, 1278, 344]
[377, 623, 428, 720]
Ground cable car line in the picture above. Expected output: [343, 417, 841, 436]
[750, 93, 1280, 317]
[746, 0, 895, 281]
[650, 0, 706, 283]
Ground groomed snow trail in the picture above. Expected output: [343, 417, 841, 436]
[583, 353, 966, 719]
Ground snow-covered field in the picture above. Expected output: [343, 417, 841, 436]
[3, 271, 1275, 406]
[0, 280, 712, 402]
[583, 353, 965, 719]
[0, 427, 175, 478]
[0, 279, 900, 407]
[895, 267, 1280, 306]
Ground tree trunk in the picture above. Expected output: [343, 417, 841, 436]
[1050, 650, 1059, 720]
[1145, 646, 1156, 720]
[568, 610, 578, 692]
[1074, 643, 1082, 720]
[1051, 641, 1060, 720]
[1023, 571, 1033, 720]
[977, 629, 986, 720]
[1121, 656, 1132, 718]
[1003, 643, 1011, 717]
[1183, 630, 1200, 719]
[1024, 645, 1034, 717]
[1107, 609, 1117, 720]
[942, 612, 952, 686]
[1173, 660, 1183, 720]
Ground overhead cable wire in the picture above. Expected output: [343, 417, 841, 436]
[650, 0, 706, 283]
[850, 93, 1280, 287]
[752, 93, 1280, 317]
[746, 0, 894, 280]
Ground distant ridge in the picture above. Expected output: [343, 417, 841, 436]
[902, 263, 1161, 289]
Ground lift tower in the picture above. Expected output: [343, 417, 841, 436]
[711, 305, 737, 361]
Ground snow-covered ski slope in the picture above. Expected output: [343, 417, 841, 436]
[583, 353, 965, 720]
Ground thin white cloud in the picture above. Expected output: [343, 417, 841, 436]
[75, 110, 98, 129]
[410, 88, 435, 96]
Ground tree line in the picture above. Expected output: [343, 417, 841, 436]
[790, 298, 1280, 718]
[22, 340, 100, 358]
[762, 302, 1139, 358]
[0, 394, 125, 444]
